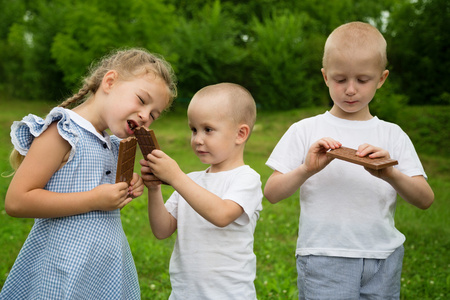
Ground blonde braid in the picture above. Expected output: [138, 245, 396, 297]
[8, 48, 177, 172]
[58, 84, 91, 108]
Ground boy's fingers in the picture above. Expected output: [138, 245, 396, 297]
[139, 158, 150, 166]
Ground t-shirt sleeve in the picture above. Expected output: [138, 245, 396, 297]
[266, 122, 306, 174]
[222, 168, 263, 226]
[165, 191, 180, 219]
[393, 126, 427, 179]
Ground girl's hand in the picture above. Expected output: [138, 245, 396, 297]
[128, 173, 144, 198]
[92, 182, 133, 211]
[356, 143, 394, 178]
[304, 137, 342, 175]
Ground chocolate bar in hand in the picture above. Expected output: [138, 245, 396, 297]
[134, 127, 161, 158]
[134, 127, 167, 184]
[115, 136, 137, 184]
[326, 146, 398, 170]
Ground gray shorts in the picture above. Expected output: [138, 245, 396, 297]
[296, 245, 404, 300]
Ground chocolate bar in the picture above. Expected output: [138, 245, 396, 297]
[326, 146, 398, 170]
[134, 127, 161, 159]
[134, 127, 167, 184]
[115, 136, 137, 184]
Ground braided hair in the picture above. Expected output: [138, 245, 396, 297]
[59, 48, 177, 108]
[7, 48, 177, 172]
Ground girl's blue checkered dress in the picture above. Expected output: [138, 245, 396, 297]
[0, 108, 140, 299]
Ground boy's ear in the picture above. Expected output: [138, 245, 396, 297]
[101, 70, 119, 94]
[236, 124, 250, 145]
[321, 68, 329, 86]
[377, 70, 389, 89]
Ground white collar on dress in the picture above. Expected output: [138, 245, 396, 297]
[66, 109, 112, 149]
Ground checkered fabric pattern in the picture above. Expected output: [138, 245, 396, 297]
[1, 108, 140, 299]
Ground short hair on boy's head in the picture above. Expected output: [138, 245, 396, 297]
[322, 21, 388, 70]
[196, 83, 257, 132]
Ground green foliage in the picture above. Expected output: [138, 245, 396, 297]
[169, 1, 247, 97]
[370, 80, 408, 123]
[51, 3, 121, 88]
[0, 0, 448, 108]
[246, 11, 326, 109]
[385, 0, 450, 105]
[51, 0, 178, 90]
[0, 0, 27, 95]
[0, 0, 177, 101]
[396, 106, 450, 157]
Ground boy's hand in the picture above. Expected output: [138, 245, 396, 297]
[304, 137, 342, 175]
[145, 149, 183, 185]
[265, 137, 341, 204]
[356, 143, 434, 209]
[356, 143, 395, 178]
[140, 159, 163, 188]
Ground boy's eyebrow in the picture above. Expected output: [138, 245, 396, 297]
[188, 120, 214, 128]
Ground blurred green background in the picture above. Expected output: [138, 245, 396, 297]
[0, 0, 449, 299]
[0, 0, 448, 111]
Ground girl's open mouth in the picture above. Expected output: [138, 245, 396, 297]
[127, 120, 138, 131]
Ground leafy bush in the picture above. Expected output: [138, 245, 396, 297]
[246, 11, 327, 110]
[169, 1, 247, 98]
[397, 106, 450, 157]
[370, 80, 408, 123]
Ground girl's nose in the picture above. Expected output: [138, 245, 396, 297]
[138, 110, 151, 127]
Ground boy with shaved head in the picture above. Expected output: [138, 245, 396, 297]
[264, 22, 433, 299]
[141, 83, 263, 299]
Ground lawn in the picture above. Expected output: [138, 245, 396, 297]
[0, 99, 448, 299]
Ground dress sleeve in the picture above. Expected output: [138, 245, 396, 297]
[10, 107, 78, 162]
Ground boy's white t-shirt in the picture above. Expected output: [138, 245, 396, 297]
[165, 165, 263, 300]
[266, 111, 426, 259]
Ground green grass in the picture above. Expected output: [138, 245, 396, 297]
[1, 100, 449, 299]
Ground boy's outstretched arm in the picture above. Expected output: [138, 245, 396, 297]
[140, 159, 177, 239]
[144, 150, 244, 228]
[357, 144, 434, 209]
[264, 138, 341, 204]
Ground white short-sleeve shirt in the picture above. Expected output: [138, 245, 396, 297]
[165, 165, 263, 300]
[266, 111, 426, 259]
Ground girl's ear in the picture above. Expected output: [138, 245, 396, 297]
[101, 70, 119, 94]
[236, 124, 250, 145]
